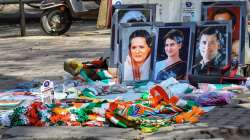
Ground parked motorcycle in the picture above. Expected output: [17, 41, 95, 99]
[40, 0, 100, 35]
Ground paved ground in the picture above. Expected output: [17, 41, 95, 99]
[0, 4, 101, 91]
[0, 21, 110, 91]
[1, 8, 250, 140]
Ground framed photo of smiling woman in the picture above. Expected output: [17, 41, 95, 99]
[152, 22, 196, 82]
[110, 4, 156, 66]
[118, 22, 154, 83]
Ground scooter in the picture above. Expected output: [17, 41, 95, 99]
[40, 0, 100, 35]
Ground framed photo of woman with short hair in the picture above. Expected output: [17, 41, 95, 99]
[118, 22, 155, 84]
[188, 21, 232, 85]
[201, 1, 247, 64]
[151, 22, 196, 82]
[110, 4, 156, 66]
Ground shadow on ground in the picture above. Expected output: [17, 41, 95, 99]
[1, 127, 142, 140]
[0, 74, 30, 92]
[0, 74, 64, 92]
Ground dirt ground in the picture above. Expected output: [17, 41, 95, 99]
[0, 20, 110, 91]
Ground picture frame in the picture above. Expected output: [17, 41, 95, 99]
[118, 22, 155, 84]
[110, 4, 156, 67]
[151, 22, 196, 82]
[188, 21, 232, 85]
[201, 1, 247, 64]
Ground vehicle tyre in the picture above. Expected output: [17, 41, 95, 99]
[41, 7, 72, 36]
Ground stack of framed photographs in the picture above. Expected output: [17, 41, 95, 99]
[201, 1, 247, 64]
[110, 4, 156, 67]
[110, 2, 248, 85]
[117, 22, 197, 84]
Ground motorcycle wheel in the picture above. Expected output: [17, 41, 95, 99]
[41, 8, 72, 36]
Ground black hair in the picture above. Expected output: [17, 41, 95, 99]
[199, 27, 225, 48]
[212, 8, 237, 26]
[127, 5, 144, 8]
[129, 30, 151, 49]
[120, 10, 147, 23]
[163, 29, 184, 45]
[127, 19, 145, 22]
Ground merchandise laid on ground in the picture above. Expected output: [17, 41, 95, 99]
[0, 58, 248, 133]
[0, 0, 249, 136]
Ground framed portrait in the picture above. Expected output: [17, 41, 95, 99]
[201, 1, 247, 64]
[110, 4, 156, 66]
[118, 22, 155, 84]
[151, 22, 196, 82]
[188, 21, 232, 85]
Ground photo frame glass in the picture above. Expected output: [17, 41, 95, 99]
[119, 23, 154, 83]
[191, 22, 231, 77]
[201, 1, 247, 64]
[110, 4, 156, 66]
[152, 23, 195, 82]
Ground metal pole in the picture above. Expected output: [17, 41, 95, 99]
[19, 0, 26, 36]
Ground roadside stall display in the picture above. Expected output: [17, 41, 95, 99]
[201, 1, 247, 64]
[151, 22, 196, 82]
[118, 22, 154, 84]
[1, 1, 250, 134]
[110, 4, 156, 66]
